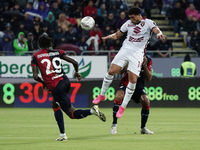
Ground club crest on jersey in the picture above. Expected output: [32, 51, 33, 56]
[133, 26, 141, 34]
[140, 21, 145, 27]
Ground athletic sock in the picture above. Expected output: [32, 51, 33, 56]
[121, 82, 136, 108]
[53, 107, 65, 133]
[112, 100, 121, 124]
[72, 110, 91, 119]
[100, 73, 114, 96]
[141, 106, 150, 128]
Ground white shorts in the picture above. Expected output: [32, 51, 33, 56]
[111, 48, 144, 76]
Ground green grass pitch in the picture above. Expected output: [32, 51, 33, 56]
[0, 108, 199, 150]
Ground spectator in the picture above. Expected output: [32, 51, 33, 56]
[56, 13, 70, 32]
[0, 34, 14, 56]
[23, 13, 34, 31]
[154, 37, 173, 57]
[113, 39, 122, 50]
[134, 1, 144, 16]
[32, 23, 42, 41]
[94, 0, 103, 9]
[32, 16, 42, 25]
[170, 2, 186, 36]
[65, 24, 78, 44]
[89, 24, 102, 44]
[15, 22, 29, 38]
[142, 0, 154, 18]
[0, 16, 6, 31]
[83, 0, 97, 17]
[13, 32, 28, 56]
[180, 54, 196, 77]
[63, 0, 74, 5]
[41, 23, 51, 37]
[71, 5, 83, 18]
[154, 0, 163, 13]
[181, 15, 197, 46]
[193, 0, 200, 12]
[62, 5, 71, 17]
[4, 23, 15, 41]
[109, 3, 120, 18]
[51, 1, 62, 20]
[52, 26, 66, 47]
[45, 11, 55, 23]
[24, 2, 37, 20]
[86, 24, 102, 53]
[27, 32, 38, 51]
[146, 32, 159, 57]
[37, 1, 49, 21]
[190, 30, 200, 56]
[57, 0, 64, 10]
[11, 2, 23, 13]
[76, 35, 89, 53]
[104, 13, 117, 31]
[116, 11, 127, 29]
[97, 3, 107, 19]
[185, 3, 199, 21]
[2, 3, 9, 13]
[179, 0, 189, 10]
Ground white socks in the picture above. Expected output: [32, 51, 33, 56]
[100, 73, 114, 96]
[60, 133, 66, 137]
[121, 82, 136, 108]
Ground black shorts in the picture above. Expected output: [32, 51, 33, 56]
[118, 84, 147, 103]
[52, 75, 71, 111]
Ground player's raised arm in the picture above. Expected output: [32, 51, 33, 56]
[102, 30, 124, 40]
[62, 55, 82, 81]
[152, 27, 166, 40]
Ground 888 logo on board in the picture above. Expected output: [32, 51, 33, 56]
[144, 86, 179, 101]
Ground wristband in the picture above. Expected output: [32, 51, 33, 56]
[157, 32, 163, 36]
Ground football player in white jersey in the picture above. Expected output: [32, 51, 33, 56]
[93, 6, 166, 118]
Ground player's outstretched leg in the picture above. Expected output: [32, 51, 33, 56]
[92, 105, 106, 122]
[65, 105, 106, 122]
[111, 99, 121, 135]
[116, 82, 136, 118]
[140, 95, 153, 135]
[92, 73, 113, 104]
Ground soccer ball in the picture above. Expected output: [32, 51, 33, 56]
[80, 16, 95, 31]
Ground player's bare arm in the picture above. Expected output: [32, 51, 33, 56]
[143, 56, 152, 81]
[102, 30, 124, 40]
[62, 55, 81, 81]
[152, 27, 166, 40]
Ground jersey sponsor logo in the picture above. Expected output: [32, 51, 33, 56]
[133, 26, 141, 34]
[128, 24, 135, 27]
[129, 36, 144, 42]
[37, 52, 59, 58]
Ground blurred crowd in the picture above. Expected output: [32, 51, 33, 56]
[0, 0, 200, 57]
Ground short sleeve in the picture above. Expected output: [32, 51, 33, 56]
[31, 55, 37, 66]
[59, 50, 66, 58]
[147, 19, 157, 30]
[120, 20, 129, 33]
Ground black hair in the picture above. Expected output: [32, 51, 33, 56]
[184, 54, 191, 61]
[38, 34, 54, 49]
[128, 6, 141, 15]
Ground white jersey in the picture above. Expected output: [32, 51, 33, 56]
[120, 18, 157, 53]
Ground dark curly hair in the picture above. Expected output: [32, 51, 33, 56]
[38, 34, 54, 49]
[128, 6, 141, 15]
